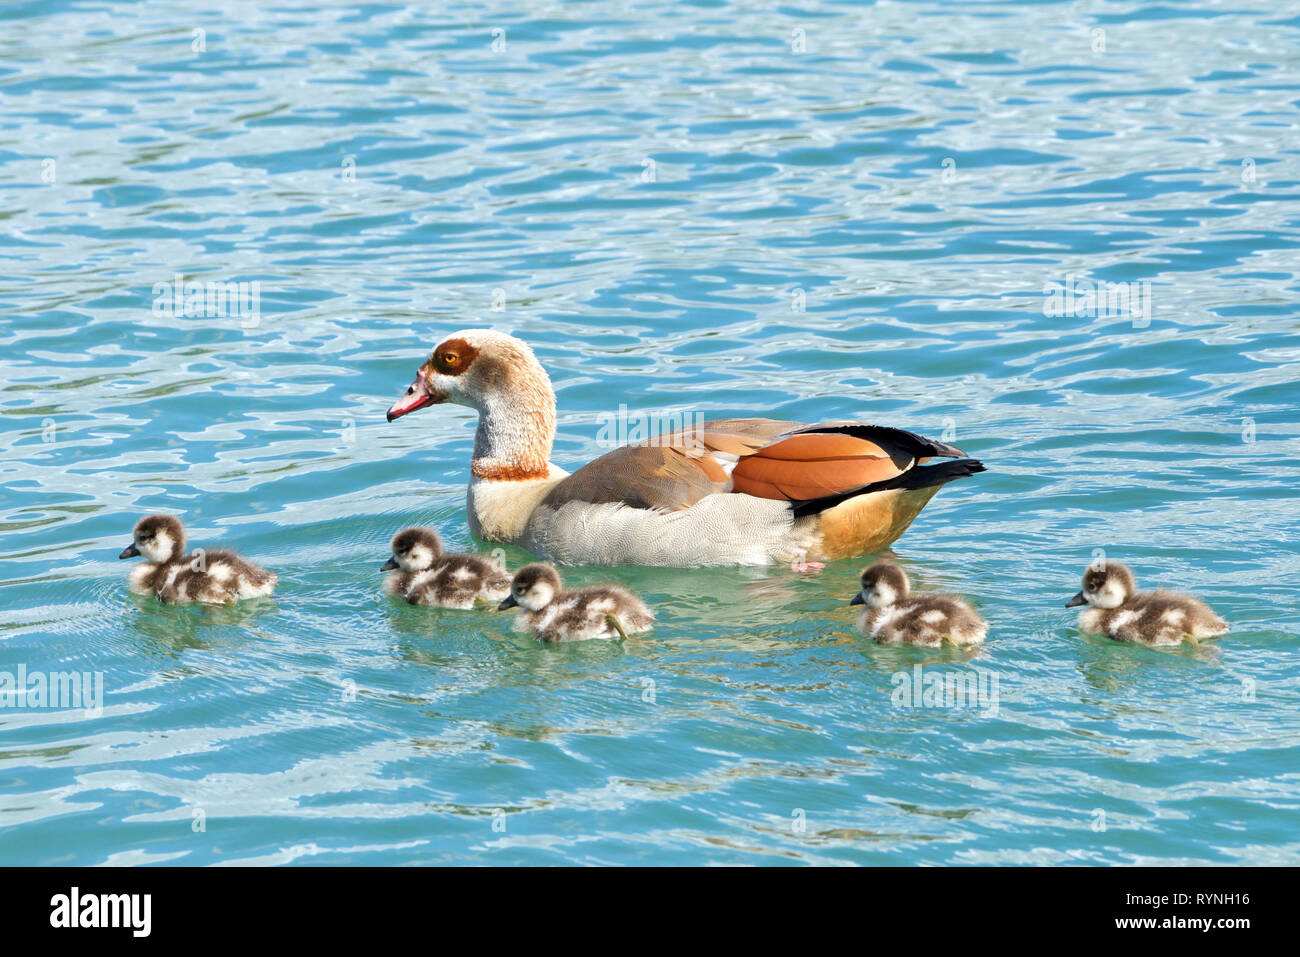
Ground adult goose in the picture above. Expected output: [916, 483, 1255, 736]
[386, 330, 984, 567]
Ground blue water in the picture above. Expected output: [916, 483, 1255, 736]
[2, 0, 1299, 866]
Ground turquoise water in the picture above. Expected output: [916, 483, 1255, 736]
[2, 0, 1299, 865]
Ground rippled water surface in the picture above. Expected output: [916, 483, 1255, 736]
[2, 0, 1299, 865]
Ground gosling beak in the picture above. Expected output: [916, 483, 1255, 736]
[386, 373, 441, 422]
[1065, 591, 1087, 608]
[497, 594, 519, 611]
[849, 593, 865, 606]
[118, 543, 139, 559]
[381, 557, 398, 571]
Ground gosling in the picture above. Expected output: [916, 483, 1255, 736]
[850, 562, 986, 647]
[119, 514, 276, 604]
[497, 564, 654, 642]
[1066, 560, 1228, 646]
[381, 526, 510, 609]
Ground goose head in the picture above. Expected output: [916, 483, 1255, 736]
[386, 329, 558, 479]
[386, 330, 554, 422]
[1067, 560, 1135, 609]
[850, 561, 910, 609]
[119, 514, 185, 563]
[382, 527, 443, 573]
[498, 563, 562, 612]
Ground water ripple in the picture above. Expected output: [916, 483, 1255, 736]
[0, 0, 1297, 865]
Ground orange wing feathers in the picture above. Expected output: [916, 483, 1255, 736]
[741, 432, 891, 461]
[730, 430, 913, 501]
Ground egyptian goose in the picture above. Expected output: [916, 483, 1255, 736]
[381, 526, 511, 609]
[1066, 561, 1228, 646]
[386, 330, 985, 566]
[850, 561, 987, 646]
[497, 563, 654, 641]
[118, 515, 276, 603]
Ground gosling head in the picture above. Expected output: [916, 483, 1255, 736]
[1066, 560, 1135, 609]
[119, 515, 185, 563]
[850, 562, 910, 609]
[498, 563, 562, 612]
[381, 527, 443, 573]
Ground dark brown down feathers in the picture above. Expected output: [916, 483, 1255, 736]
[390, 555, 511, 609]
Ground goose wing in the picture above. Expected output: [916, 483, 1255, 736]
[540, 418, 967, 512]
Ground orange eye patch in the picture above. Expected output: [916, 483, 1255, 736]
[430, 338, 478, 376]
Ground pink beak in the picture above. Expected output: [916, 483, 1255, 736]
[387, 375, 440, 422]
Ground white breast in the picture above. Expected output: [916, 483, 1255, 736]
[127, 563, 155, 594]
[467, 471, 566, 542]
